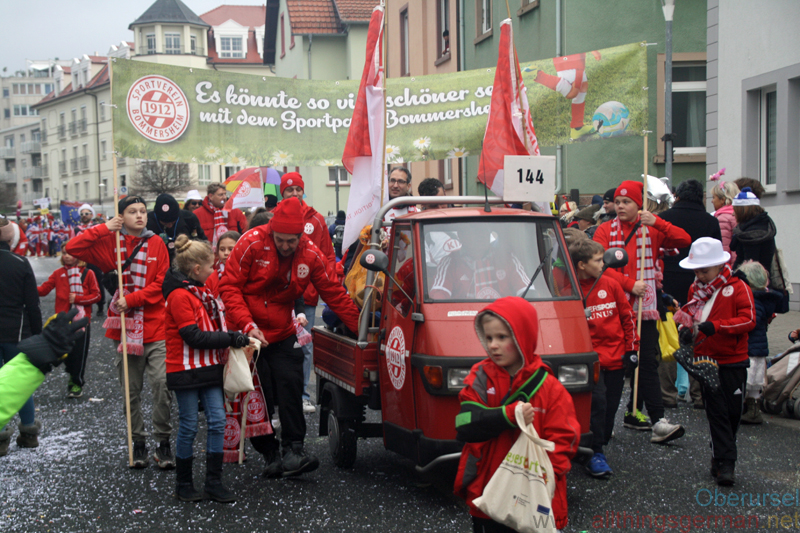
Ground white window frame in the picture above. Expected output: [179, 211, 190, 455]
[101, 140, 107, 160]
[220, 36, 244, 58]
[328, 166, 349, 184]
[99, 101, 105, 122]
[481, 0, 492, 34]
[165, 33, 181, 54]
[146, 33, 156, 54]
[760, 88, 778, 193]
[198, 164, 211, 186]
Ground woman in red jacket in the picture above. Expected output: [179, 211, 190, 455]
[66, 196, 173, 470]
[164, 234, 252, 503]
[37, 246, 100, 398]
[593, 180, 691, 443]
[675, 238, 755, 486]
[454, 297, 579, 532]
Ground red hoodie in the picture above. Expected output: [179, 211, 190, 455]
[65, 224, 169, 343]
[38, 265, 101, 319]
[579, 276, 638, 370]
[219, 224, 360, 343]
[300, 203, 336, 306]
[454, 297, 579, 530]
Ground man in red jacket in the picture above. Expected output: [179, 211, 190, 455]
[219, 197, 359, 478]
[194, 183, 248, 249]
[593, 180, 691, 444]
[280, 172, 336, 414]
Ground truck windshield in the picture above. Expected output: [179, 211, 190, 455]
[421, 218, 578, 302]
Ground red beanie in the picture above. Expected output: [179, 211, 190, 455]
[280, 172, 305, 197]
[614, 180, 644, 209]
[270, 196, 304, 234]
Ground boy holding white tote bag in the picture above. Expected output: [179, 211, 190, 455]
[454, 297, 580, 532]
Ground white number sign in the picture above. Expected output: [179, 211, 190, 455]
[502, 155, 556, 203]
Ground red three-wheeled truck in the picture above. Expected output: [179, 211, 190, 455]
[312, 196, 603, 471]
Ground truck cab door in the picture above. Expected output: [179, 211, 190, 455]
[379, 223, 418, 432]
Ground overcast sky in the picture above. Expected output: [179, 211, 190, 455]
[0, 0, 265, 73]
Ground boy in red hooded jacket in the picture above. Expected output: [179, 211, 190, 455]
[593, 180, 690, 444]
[454, 297, 579, 532]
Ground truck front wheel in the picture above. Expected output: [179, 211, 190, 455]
[328, 395, 358, 468]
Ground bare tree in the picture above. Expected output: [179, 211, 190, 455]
[130, 160, 193, 197]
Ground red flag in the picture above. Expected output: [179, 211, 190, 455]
[477, 19, 540, 197]
[341, 6, 386, 251]
[223, 168, 264, 210]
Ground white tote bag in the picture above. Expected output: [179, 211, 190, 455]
[473, 402, 557, 533]
[223, 339, 261, 401]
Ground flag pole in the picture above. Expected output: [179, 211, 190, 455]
[379, 0, 388, 208]
[632, 133, 649, 419]
[108, 58, 134, 468]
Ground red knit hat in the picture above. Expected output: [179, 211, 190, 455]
[270, 196, 304, 234]
[614, 180, 644, 209]
[280, 172, 305, 197]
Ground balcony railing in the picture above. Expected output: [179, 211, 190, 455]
[42, 164, 48, 177]
[0, 171, 16, 183]
[117, 157, 127, 166]
[70, 158, 79, 173]
[21, 166, 43, 180]
[78, 119, 88, 135]
[41, 130, 48, 144]
[58, 161, 67, 176]
[23, 192, 36, 206]
[20, 141, 41, 154]
[0, 146, 15, 159]
[58, 124, 66, 139]
[138, 45, 206, 56]
[79, 156, 89, 172]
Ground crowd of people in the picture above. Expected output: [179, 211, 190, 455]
[0, 168, 791, 531]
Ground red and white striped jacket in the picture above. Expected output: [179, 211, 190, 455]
[165, 286, 227, 373]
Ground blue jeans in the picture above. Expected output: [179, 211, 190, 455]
[0, 342, 35, 427]
[174, 386, 226, 459]
[301, 305, 316, 401]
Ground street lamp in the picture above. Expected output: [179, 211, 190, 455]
[661, 0, 675, 188]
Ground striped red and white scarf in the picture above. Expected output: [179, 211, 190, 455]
[182, 284, 228, 368]
[204, 197, 228, 250]
[66, 266, 87, 322]
[608, 217, 659, 321]
[104, 237, 149, 355]
[223, 368, 272, 463]
[673, 264, 732, 329]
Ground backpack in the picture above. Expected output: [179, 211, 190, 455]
[770, 247, 792, 314]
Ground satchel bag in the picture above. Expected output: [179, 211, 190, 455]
[223, 338, 261, 401]
[102, 240, 146, 294]
[473, 403, 558, 533]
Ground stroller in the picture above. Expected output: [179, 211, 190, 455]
[761, 342, 800, 418]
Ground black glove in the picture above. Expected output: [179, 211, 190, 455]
[229, 332, 250, 348]
[18, 309, 89, 374]
[697, 321, 716, 337]
[679, 326, 694, 346]
[622, 351, 638, 369]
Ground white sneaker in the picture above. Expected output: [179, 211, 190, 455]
[650, 418, 685, 444]
[303, 399, 316, 414]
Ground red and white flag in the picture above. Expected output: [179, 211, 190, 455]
[477, 18, 540, 197]
[223, 168, 264, 210]
[341, 5, 387, 251]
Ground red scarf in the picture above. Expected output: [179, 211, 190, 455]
[608, 217, 659, 321]
[674, 264, 732, 329]
[67, 266, 86, 323]
[104, 236, 149, 355]
[203, 197, 228, 250]
[223, 366, 272, 463]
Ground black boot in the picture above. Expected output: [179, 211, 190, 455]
[203, 453, 236, 503]
[174, 456, 202, 502]
[710, 458, 722, 479]
[716, 460, 735, 486]
[281, 442, 319, 477]
[16, 420, 41, 448]
[261, 448, 283, 478]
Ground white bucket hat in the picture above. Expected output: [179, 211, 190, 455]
[185, 189, 203, 202]
[679, 237, 730, 270]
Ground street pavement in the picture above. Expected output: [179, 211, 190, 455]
[2, 256, 799, 532]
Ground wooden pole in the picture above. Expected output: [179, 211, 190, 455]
[108, 58, 134, 467]
[632, 133, 649, 418]
[238, 391, 249, 464]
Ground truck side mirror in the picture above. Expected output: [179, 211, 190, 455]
[360, 249, 390, 273]
[603, 247, 628, 270]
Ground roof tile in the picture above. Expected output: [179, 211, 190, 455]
[286, 0, 341, 34]
[334, 0, 379, 23]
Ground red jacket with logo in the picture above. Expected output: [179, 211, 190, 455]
[301, 204, 336, 306]
[454, 298, 579, 530]
[65, 224, 169, 343]
[579, 276, 638, 370]
[194, 198, 248, 239]
[219, 225, 360, 343]
[38, 266, 101, 319]
[686, 274, 755, 364]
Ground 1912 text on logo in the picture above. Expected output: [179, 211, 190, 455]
[127, 75, 190, 143]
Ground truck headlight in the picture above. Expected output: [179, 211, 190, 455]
[447, 368, 470, 390]
[558, 365, 588, 386]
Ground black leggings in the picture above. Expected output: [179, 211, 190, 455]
[64, 324, 90, 387]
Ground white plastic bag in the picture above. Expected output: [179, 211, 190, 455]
[473, 403, 557, 533]
[223, 338, 261, 401]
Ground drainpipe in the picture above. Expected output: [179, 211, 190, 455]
[307, 34, 313, 79]
[555, 0, 563, 196]
[89, 90, 103, 208]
